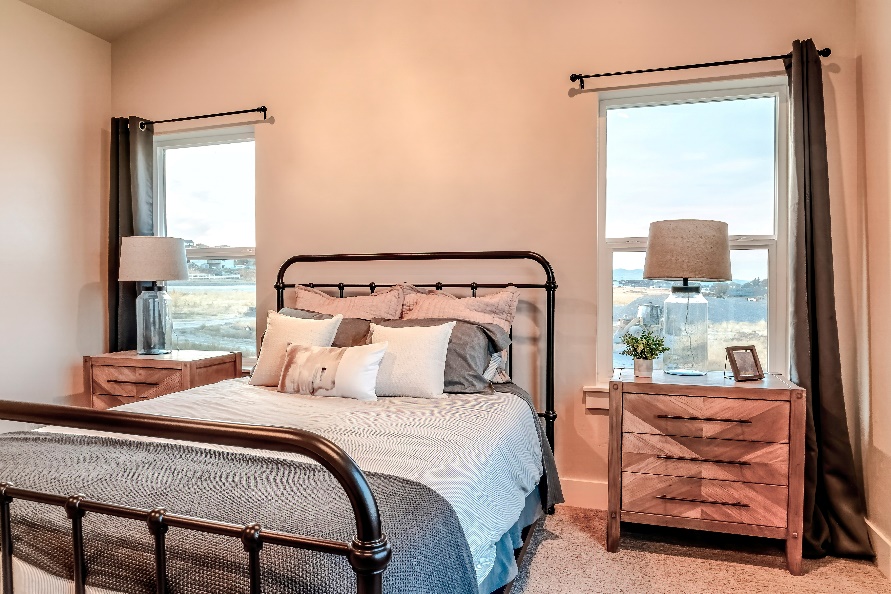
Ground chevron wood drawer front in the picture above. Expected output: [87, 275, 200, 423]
[607, 371, 806, 575]
[621, 433, 789, 485]
[92, 365, 183, 399]
[623, 393, 790, 442]
[621, 473, 788, 527]
[85, 350, 242, 411]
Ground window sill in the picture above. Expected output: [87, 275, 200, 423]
[583, 385, 610, 410]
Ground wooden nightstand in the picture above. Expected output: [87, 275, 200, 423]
[607, 370, 806, 575]
[84, 350, 242, 410]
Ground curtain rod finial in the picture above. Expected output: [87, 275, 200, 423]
[819, 48, 831, 58]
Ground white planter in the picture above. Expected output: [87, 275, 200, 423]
[634, 359, 654, 378]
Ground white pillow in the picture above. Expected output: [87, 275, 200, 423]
[250, 311, 343, 386]
[277, 343, 388, 401]
[370, 322, 456, 398]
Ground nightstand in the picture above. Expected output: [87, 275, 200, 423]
[607, 370, 806, 575]
[84, 350, 242, 410]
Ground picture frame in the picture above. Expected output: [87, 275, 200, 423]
[725, 345, 764, 381]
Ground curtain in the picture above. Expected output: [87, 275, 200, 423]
[785, 39, 873, 558]
[107, 116, 155, 352]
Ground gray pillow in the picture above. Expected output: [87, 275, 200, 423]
[278, 308, 370, 347]
[373, 319, 510, 394]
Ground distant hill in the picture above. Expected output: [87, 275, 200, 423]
[613, 268, 644, 281]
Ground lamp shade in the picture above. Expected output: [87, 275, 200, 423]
[119, 236, 189, 282]
[643, 219, 731, 282]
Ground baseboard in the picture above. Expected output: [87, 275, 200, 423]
[867, 518, 891, 579]
[560, 478, 607, 510]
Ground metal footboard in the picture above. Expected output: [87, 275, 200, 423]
[0, 401, 391, 594]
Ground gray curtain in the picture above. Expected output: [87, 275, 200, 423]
[108, 116, 155, 352]
[785, 39, 873, 558]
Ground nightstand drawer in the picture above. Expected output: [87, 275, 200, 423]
[622, 433, 789, 485]
[91, 365, 183, 399]
[622, 473, 788, 527]
[623, 393, 790, 442]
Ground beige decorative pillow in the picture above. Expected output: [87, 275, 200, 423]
[290, 285, 403, 320]
[401, 287, 520, 332]
[250, 311, 343, 387]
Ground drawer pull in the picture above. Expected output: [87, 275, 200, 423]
[655, 495, 750, 508]
[656, 455, 751, 466]
[656, 414, 751, 424]
[107, 379, 159, 387]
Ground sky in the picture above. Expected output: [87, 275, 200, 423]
[164, 141, 256, 248]
[606, 96, 776, 281]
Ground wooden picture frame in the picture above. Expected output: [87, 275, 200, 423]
[725, 345, 764, 381]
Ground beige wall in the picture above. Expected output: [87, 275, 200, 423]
[111, 0, 866, 508]
[0, 0, 110, 421]
[857, 0, 891, 578]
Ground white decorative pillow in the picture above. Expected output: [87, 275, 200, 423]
[250, 311, 343, 387]
[278, 343, 388, 401]
[369, 322, 456, 398]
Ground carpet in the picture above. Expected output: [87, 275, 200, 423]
[511, 507, 889, 593]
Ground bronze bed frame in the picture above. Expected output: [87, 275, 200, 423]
[0, 250, 557, 594]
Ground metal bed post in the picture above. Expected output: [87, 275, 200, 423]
[0, 484, 12, 594]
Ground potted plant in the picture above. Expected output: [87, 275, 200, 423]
[620, 329, 669, 378]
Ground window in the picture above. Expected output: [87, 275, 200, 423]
[597, 79, 789, 383]
[154, 128, 256, 359]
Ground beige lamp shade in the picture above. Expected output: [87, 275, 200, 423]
[643, 219, 731, 282]
[119, 236, 189, 281]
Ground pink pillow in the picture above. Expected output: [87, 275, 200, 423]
[401, 286, 520, 332]
[290, 285, 403, 320]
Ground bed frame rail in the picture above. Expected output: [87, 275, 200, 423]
[0, 401, 391, 594]
[274, 250, 558, 448]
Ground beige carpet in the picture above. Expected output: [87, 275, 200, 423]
[512, 507, 890, 593]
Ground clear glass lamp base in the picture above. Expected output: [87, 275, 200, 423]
[136, 288, 173, 355]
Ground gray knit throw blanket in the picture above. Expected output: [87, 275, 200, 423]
[0, 432, 478, 594]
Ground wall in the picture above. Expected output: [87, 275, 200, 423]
[111, 0, 865, 509]
[857, 0, 891, 578]
[0, 0, 111, 422]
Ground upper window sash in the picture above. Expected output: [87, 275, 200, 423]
[152, 127, 255, 238]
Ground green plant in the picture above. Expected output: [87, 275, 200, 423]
[620, 329, 669, 360]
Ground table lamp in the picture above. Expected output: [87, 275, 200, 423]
[119, 236, 189, 355]
[643, 220, 731, 375]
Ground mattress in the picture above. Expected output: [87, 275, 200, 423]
[5, 378, 545, 592]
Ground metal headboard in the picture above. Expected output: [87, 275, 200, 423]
[274, 251, 558, 448]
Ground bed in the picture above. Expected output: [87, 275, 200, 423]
[0, 251, 560, 594]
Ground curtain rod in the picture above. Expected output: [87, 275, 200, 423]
[138, 106, 267, 130]
[569, 48, 831, 89]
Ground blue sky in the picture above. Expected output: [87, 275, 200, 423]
[606, 96, 776, 281]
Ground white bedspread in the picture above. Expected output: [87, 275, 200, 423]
[34, 378, 543, 587]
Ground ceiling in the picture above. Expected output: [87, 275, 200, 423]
[19, 0, 193, 41]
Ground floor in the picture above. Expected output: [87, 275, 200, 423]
[512, 507, 890, 594]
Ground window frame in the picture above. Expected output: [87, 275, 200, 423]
[152, 126, 257, 360]
[153, 125, 256, 261]
[595, 77, 790, 384]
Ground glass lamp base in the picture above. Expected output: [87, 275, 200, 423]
[136, 288, 173, 355]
